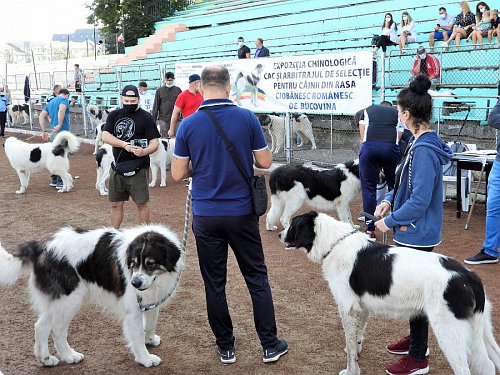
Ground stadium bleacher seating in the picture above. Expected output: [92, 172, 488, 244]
[83, 0, 499, 124]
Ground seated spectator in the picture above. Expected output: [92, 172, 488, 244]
[411, 46, 441, 88]
[472, 9, 491, 48]
[429, 7, 455, 52]
[237, 37, 251, 59]
[488, 9, 499, 46]
[475, 1, 491, 23]
[398, 11, 417, 54]
[373, 13, 398, 56]
[441, 1, 476, 51]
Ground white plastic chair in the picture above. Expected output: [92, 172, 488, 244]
[442, 143, 476, 212]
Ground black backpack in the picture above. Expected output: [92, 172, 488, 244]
[371, 34, 381, 46]
[443, 105, 471, 177]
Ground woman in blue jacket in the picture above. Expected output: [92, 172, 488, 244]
[373, 74, 452, 375]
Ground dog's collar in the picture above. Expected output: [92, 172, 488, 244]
[136, 270, 182, 312]
[322, 229, 358, 260]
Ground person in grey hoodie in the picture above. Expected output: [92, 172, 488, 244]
[464, 83, 500, 265]
[373, 74, 452, 375]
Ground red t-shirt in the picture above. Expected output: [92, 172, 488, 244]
[175, 90, 204, 118]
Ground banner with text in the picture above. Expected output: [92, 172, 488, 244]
[175, 51, 373, 115]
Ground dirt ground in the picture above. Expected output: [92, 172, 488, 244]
[0, 133, 498, 375]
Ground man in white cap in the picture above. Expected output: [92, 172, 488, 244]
[168, 73, 204, 138]
[102, 84, 160, 228]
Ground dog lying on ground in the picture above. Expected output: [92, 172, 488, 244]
[4, 131, 80, 194]
[8, 104, 30, 125]
[0, 224, 184, 367]
[266, 161, 360, 231]
[258, 114, 317, 153]
[95, 143, 113, 196]
[280, 211, 500, 375]
[149, 138, 175, 188]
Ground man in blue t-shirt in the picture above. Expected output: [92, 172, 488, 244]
[39, 88, 71, 141]
[39, 88, 71, 189]
[172, 66, 288, 365]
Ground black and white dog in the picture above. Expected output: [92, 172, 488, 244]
[258, 114, 317, 153]
[266, 161, 360, 231]
[280, 211, 500, 375]
[95, 143, 113, 196]
[4, 131, 80, 194]
[8, 104, 29, 125]
[0, 224, 184, 367]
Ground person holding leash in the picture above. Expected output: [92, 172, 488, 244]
[172, 65, 287, 365]
[373, 74, 452, 375]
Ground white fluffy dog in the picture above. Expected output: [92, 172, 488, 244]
[4, 131, 80, 194]
[258, 114, 317, 153]
[280, 211, 500, 375]
[95, 143, 113, 196]
[0, 224, 184, 367]
[149, 138, 175, 188]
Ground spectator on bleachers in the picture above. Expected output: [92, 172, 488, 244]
[441, 1, 476, 51]
[152, 72, 182, 138]
[74, 64, 83, 92]
[138, 81, 154, 113]
[428, 7, 455, 52]
[237, 37, 251, 59]
[254, 38, 270, 58]
[475, 2, 491, 22]
[168, 73, 204, 138]
[471, 9, 491, 48]
[488, 9, 499, 46]
[411, 46, 440, 87]
[398, 11, 417, 54]
[373, 13, 398, 56]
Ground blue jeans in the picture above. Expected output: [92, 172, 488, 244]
[483, 160, 500, 257]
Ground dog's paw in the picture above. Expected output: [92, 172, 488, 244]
[145, 335, 161, 347]
[15, 188, 26, 194]
[353, 224, 360, 230]
[100, 191, 108, 196]
[148, 183, 155, 188]
[311, 145, 317, 150]
[159, 182, 166, 187]
[41, 355, 60, 367]
[61, 351, 84, 364]
[137, 354, 161, 367]
[266, 225, 278, 231]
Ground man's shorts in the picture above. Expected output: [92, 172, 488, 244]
[434, 29, 453, 39]
[108, 167, 149, 204]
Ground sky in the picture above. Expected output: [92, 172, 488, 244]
[0, 0, 92, 44]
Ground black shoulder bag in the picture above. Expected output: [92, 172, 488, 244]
[201, 107, 268, 216]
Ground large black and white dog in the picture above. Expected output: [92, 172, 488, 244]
[280, 211, 500, 375]
[266, 161, 360, 231]
[4, 131, 80, 194]
[0, 224, 184, 367]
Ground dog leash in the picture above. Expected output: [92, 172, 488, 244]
[359, 211, 388, 245]
[136, 177, 192, 312]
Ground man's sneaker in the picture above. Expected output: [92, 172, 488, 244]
[217, 347, 235, 364]
[263, 339, 288, 363]
[386, 355, 429, 375]
[55, 181, 64, 190]
[49, 177, 58, 187]
[387, 336, 430, 356]
[464, 250, 498, 265]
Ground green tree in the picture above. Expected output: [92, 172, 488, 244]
[87, 0, 190, 53]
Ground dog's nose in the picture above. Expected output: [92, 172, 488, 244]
[131, 278, 142, 289]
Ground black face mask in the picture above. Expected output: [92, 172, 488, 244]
[123, 103, 138, 113]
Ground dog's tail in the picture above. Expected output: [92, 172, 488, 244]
[0, 241, 42, 285]
[52, 131, 80, 154]
[482, 300, 500, 371]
